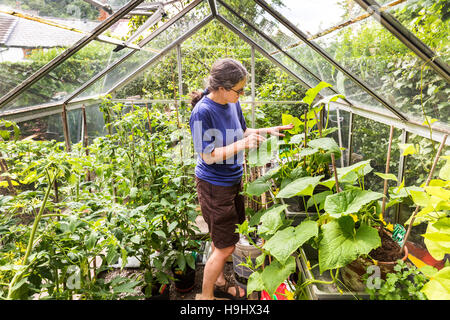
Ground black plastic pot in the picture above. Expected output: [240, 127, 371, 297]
[172, 265, 196, 293]
[142, 282, 170, 300]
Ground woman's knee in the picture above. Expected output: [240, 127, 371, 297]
[213, 244, 235, 260]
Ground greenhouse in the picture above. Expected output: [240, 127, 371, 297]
[0, 0, 449, 303]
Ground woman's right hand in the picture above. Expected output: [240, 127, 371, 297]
[242, 133, 266, 150]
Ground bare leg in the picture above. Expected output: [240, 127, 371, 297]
[200, 244, 235, 300]
[199, 242, 245, 299]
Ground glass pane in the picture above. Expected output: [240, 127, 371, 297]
[114, 48, 178, 100]
[217, 1, 326, 92]
[352, 114, 402, 193]
[84, 103, 108, 142]
[78, 48, 155, 98]
[0, 1, 204, 110]
[266, 0, 365, 36]
[327, 107, 350, 169]
[385, 0, 450, 63]
[313, 13, 450, 124]
[2, 40, 120, 111]
[80, 0, 210, 98]
[17, 113, 64, 142]
[142, 1, 210, 52]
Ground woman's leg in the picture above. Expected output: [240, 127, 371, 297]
[200, 244, 235, 300]
[200, 242, 245, 299]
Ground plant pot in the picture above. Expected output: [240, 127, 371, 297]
[299, 244, 370, 300]
[340, 230, 409, 292]
[142, 282, 170, 300]
[172, 265, 196, 293]
[232, 234, 262, 288]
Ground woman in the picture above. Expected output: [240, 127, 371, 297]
[189, 58, 292, 300]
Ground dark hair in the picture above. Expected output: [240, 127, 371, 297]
[190, 58, 248, 108]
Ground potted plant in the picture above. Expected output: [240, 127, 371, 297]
[160, 163, 200, 293]
[238, 79, 417, 298]
[245, 81, 343, 222]
[375, 139, 450, 300]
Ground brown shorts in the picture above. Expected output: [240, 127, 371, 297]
[195, 177, 246, 249]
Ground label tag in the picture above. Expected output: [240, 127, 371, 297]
[392, 224, 406, 246]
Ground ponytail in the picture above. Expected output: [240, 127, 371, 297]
[190, 88, 210, 108]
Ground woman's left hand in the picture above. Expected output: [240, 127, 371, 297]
[265, 124, 294, 137]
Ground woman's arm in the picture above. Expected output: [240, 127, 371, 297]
[244, 124, 294, 137]
[200, 124, 294, 165]
[200, 133, 265, 165]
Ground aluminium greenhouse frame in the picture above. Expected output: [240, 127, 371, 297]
[0, 0, 449, 205]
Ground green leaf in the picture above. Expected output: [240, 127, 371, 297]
[130, 235, 141, 244]
[421, 266, 450, 300]
[423, 217, 450, 261]
[248, 136, 279, 167]
[302, 81, 332, 106]
[399, 143, 417, 156]
[86, 231, 98, 250]
[336, 160, 373, 183]
[258, 205, 289, 236]
[374, 172, 398, 181]
[177, 253, 186, 271]
[276, 175, 324, 199]
[438, 156, 450, 181]
[308, 137, 340, 154]
[318, 216, 381, 273]
[307, 190, 332, 210]
[245, 177, 271, 197]
[319, 177, 336, 190]
[263, 220, 318, 264]
[246, 270, 265, 296]
[298, 147, 319, 158]
[261, 256, 296, 296]
[282, 114, 302, 134]
[324, 189, 384, 217]
[168, 221, 178, 233]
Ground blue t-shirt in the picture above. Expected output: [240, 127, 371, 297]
[189, 96, 247, 186]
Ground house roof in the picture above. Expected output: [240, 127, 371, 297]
[0, 13, 17, 45]
[0, 13, 101, 48]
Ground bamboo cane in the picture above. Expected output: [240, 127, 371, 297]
[381, 126, 395, 217]
[330, 153, 340, 193]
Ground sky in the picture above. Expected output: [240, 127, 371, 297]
[270, 0, 360, 35]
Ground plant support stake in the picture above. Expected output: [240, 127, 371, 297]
[381, 126, 395, 217]
[331, 153, 340, 193]
[400, 134, 448, 253]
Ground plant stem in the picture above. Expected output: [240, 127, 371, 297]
[7, 168, 58, 299]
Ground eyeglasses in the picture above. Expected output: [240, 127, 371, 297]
[229, 87, 245, 95]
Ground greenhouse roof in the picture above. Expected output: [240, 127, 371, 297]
[0, 0, 448, 145]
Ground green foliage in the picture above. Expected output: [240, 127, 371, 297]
[363, 260, 428, 300]
[0, 100, 199, 299]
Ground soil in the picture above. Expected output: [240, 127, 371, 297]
[369, 229, 404, 262]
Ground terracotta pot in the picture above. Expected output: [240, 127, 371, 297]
[341, 245, 408, 292]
